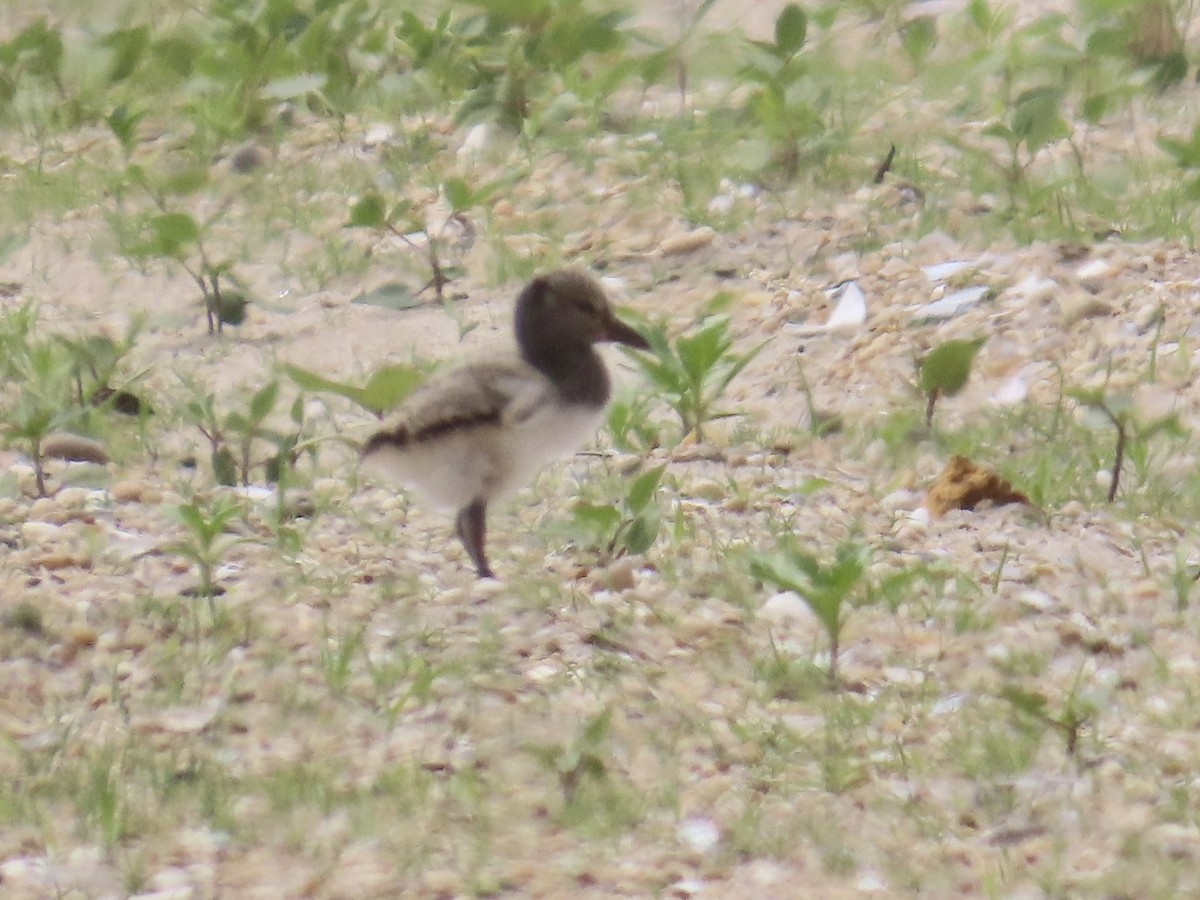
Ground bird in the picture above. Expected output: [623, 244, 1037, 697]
[360, 268, 650, 578]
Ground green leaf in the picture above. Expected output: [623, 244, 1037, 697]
[248, 381, 280, 424]
[1001, 685, 1049, 720]
[283, 363, 365, 405]
[105, 105, 142, 154]
[213, 448, 238, 486]
[920, 338, 986, 397]
[442, 176, 473, 213]
[572, 501, 622, 535]
[149, 212, 199, 256]
[360, 364, 424, 414]
[900, 16, 937, 67]
[1011, 87, 1070, 153]
[1158, 125, 1200, 169]
[101, 25, 149, 83]
[346, 192, 388, 228]
[621, 510, 660, 555]
[161, 166, 209, 196]
[625, 465, 665, 513]
[351, 282, 422, 310]
[774, 4, 808, 57]
[173, 502, 207, 536]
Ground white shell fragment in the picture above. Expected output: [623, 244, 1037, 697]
[991, 375, 1028, 406]
[921, 260, 974, 281]
[913, 285, 989, 321]
[786, 281, 868, 335]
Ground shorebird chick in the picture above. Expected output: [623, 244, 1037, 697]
[361, 269, 649, 578]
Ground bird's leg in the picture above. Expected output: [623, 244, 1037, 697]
[455, 498, 494, 578]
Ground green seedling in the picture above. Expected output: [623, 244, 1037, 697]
[284, 361, 423, 417]
[183, 380, 306, 487]
[346, 175, 506, 302]
[605, 394, 662, 453]
[736, 3, 838, 179]
[114, 163, 250, 336]
[451, 0, 630, 129]
[1067, 387, 1184, 503]
[169, 493, 245, 620]
[900, 15, 938, 71]
[55, 315, 149, 416]
[625, 310, 764, 443]
[3, 339, 86, 497]
[320, 622, 366, 696]
[750, 540, 871, 690]
[570, 464, 666, 563]
[0, 19, 65, 121]
[1001, 679, 1097, 758]
[1157, 123, 1200, 200]
[981, 85, 1070, 199]
[919, 337, 985, 427]
[636, 0, 719, 112]
[529, 708, 634, 830]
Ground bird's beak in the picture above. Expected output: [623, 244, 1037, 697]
[603, 314, 650, 350]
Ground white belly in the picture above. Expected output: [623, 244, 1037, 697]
[363, 401, 605, 510]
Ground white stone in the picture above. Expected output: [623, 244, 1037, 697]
[761, 591, 817, 629]
[678, 817, 720, 853]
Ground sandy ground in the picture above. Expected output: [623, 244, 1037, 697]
[4, 1, 1200, 898]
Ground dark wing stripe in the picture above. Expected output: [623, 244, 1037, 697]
[362, 409, 504, 456]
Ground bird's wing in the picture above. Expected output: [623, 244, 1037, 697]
[363, 358, 551, 454]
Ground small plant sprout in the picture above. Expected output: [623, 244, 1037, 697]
[919, 337, 986, 427]
[625, 309, 764, 443]
[4, 338, 85, 497]
[530, 708, 625, 820]
[738, 3, 824, 179]
[750, 540, 871, 690]
[570, 465, 666, 564]
[169, 493, 245, 620]
[346, 175, 505, 301]
[183, 380, 314, 488]
[1067, 387, 1183, 504]
[1000, 675, 1099, 758]
[116, 165, 249, 336]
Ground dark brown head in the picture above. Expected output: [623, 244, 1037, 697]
[513, 269, 648, 406]
[514, 269, 649, 358]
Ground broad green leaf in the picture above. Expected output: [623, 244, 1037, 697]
[1001, 685, 1049, 719]
[626, 464, 665, 513]
[347, 192, 387, 228]
[283, 363, 365, 405]
[900, 16, 937, 67]
[621, 510, 660, 555]
[213, 448, 238, 486]
[248, 381, 280, 424]
[572, 501, 622, 534]
[1011, 87, 1069, 152]
[774, 4, 808, 56]
[173, 502, 207, 535]
[162, 165, 209, 195]
[105, 105, 142, 154]
[360, 364, 424, 413]
[150, 212, 199, 255]
[920, 337, 986, 397]
[101, 25, 149, 83]
[442, 176, 473, 213]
